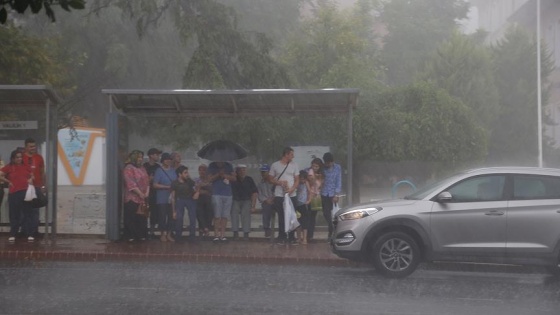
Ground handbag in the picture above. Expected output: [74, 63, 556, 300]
[331, 202, 340, 220]
[136, 202, 150, 217]
[310, 195, 322, 211]
[30, 187, 48, 208]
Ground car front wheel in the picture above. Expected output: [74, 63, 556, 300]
[546, 253, 560, 277]
[371, 231, 421, 278]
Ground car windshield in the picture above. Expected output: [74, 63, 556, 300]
[404, 173, 464, 200]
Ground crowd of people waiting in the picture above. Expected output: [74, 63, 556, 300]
[122, 146, 342, 245]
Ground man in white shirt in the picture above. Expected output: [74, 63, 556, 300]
[268, 147, 299, 245]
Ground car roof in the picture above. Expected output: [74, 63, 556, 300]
[461, 167, 560, 176]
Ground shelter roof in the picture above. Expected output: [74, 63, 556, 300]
[0, 85, 61, 107]
[102, 88, 359, 117]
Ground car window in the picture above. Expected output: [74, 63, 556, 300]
[446, 175, 505, 202]
[513, 175, 560, 200]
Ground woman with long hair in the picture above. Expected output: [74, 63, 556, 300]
[306, 157, 324, 242]
[0, 150, 33, 242]
[122, 150, 150, 242]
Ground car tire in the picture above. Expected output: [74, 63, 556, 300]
[545, 253, 560, 277]
[371, 231, 421, 278]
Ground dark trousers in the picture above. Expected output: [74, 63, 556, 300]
[321, 195, 335, 238]
[149, 198, 158, 229]
[307, 210, 318, 240]
[196, 194, 214, 231]
[158, 203, 174, 232]
[273, 196, 296, 241]
[123, 200, 148, 240]
[175, 198, 197, 239]
[8, 190, 27, 237]
[296, 204, 311, 230]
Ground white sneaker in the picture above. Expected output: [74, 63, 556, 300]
[27, 236, 35, 242]
[8, 236, 15, 242]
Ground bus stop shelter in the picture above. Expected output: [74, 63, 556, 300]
[0, 85, 60, 239]
[103, 89, 359, 241]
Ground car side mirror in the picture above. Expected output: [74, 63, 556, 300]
[436, 191, 452, 202]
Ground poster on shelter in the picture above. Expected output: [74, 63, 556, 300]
[58, 129, 92, 180]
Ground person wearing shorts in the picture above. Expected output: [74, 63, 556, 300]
[208, 161, 235, 242]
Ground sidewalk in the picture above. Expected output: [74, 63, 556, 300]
[0, 201, 363, 267]
[0, 232, 358, 267]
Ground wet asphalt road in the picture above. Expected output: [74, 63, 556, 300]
[0, 261, 559, 315]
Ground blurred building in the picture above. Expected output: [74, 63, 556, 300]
[471, 0, 560, 148]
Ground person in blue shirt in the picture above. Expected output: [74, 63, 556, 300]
[208, 161, 236, 242]
[320, 152, 342, 239]
[153, 153, 178, 242]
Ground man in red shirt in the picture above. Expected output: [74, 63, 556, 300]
[22, 138, 46, 241]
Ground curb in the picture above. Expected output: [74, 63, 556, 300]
[0, 248, 355, 267]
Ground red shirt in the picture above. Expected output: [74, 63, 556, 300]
[22, 153, 45, 187]
[1, 164, 32, 194]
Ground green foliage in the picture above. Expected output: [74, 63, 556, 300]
[0, 0, 85, 24]
[354, 82, 487, 167]
[0, 24, 78, 94]
[281, 0, 381, 90]
[488, 26, 554, 165]
[217, 0, 302, 45]
[421, 31, 500, 130]
[95, 0, 291, 90]
[380, 0, 469, 86]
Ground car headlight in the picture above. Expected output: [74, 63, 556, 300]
[338, 207, 382, 221]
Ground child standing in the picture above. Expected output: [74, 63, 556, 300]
[295, 170, 312, 244]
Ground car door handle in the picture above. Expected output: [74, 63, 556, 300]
[485, 210, 504, 216]
[557, 210, 560, 213]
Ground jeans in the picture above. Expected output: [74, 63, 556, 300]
[212, 195, 232, 219]
[231, 200, 252, 233]
[261, 202, 274, 230]
[158, 203, 174, 232]
[175, 198, 197, 239]
[8, 190, 28, 237]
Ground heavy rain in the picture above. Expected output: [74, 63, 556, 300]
[1, 0, 560, 314]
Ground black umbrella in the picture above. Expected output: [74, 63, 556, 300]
[197, 140, 248, 161]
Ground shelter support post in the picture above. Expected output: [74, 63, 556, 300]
[347, 102, 353, 206]
[45, 98, 58, 239]
[106, 112, 121, 241]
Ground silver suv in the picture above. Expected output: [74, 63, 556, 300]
[331, 167, 560, 278]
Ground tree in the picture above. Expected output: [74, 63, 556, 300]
[280, 0, 381, 90]
[488, 26, 554, 165]
[380, 0, 469, 86]
[354, 82, 487, 167]
[420, 31, 500, 130]
[0, 0, 84, 24]
[89, 0, 291, 90]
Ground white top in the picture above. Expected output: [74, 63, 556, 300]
[269, 160, 299, 197]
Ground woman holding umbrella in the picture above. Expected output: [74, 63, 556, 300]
[198, 140, 247, 242]
[207, 161, 236, 242]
